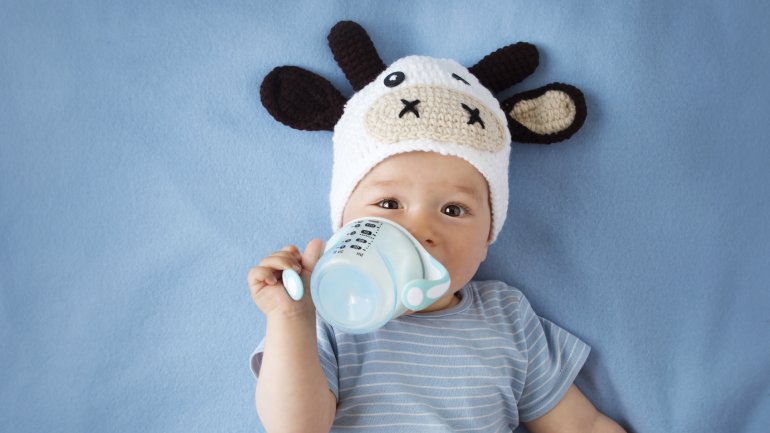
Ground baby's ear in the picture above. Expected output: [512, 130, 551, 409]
[260, 65, 347, 132]
[501, 83, 587, 144]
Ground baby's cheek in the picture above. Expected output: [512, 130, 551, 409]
[446, 262, 476, 291]
[451, 252, 486, 288]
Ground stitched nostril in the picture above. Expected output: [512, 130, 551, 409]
[461, 103, 485, 129]
[451, 73, 470, 85]
[399, 99, 421, 118]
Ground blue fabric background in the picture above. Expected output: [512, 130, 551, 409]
[1, 1, 768, 432]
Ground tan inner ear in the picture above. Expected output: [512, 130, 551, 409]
[509, 90, 576, 135]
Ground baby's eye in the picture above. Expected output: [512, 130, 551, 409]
[442, 204, 469, 217]
[377, 199, 401, 210]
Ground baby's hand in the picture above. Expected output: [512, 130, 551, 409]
[248, 239, 324, 320]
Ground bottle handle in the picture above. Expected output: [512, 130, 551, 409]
[281, 268, 304, 301]
[400, 255, 451, 311]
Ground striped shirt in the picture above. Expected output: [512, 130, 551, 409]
[251, 280, 590, 432]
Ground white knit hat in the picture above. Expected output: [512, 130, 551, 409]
[330, 56, 511, 243]
[259, 21, 588, 244]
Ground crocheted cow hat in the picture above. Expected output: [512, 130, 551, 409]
[260, 21, 587, 243]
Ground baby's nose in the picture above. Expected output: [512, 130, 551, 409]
[403, 218, 438, 249]
[364, 85, 506, 152]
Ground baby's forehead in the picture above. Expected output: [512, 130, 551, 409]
[361, 151, 490, 195]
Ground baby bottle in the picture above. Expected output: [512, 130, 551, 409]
[282, 217, 451, 334]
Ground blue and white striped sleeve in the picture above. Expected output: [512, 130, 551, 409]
[315, 319, 340, 401]
[249, 338, 265, 379]
[516, 294, 591, 422]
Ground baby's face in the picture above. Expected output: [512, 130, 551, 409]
[342, 151, 492, 312]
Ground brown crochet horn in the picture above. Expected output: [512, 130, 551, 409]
[328, 21, 387, 91]
[469, 42, 539, 94]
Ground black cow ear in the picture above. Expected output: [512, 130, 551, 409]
[469, 42, 539, 94]
[501, 83, 587, 144]
[260, 66, 347, 132]
[328, 21, 386, 91]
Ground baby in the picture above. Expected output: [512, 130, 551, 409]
[248, 21, 625, 433]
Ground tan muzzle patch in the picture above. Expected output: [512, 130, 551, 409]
[364, 85, 506, 152]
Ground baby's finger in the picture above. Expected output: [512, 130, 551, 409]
[267, 249, 301, 261]
[248, 265, 279, 288]
[258, 255, 302, 274]
[301, 239, 325, 273]
[279, 245, 302, 259]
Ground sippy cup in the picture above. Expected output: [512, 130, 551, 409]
[281, 217, 451, 334]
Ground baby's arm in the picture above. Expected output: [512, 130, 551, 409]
[524, 385, 625, 433]
[248, 240, 336, 433]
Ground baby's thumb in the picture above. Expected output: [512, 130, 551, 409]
[301, 238, 324, 273]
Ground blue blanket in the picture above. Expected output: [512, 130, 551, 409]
[2, 1, 768, 432]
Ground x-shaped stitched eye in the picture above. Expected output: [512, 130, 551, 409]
[461, 103, 485, 129]
[399, 99, 421, 118]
